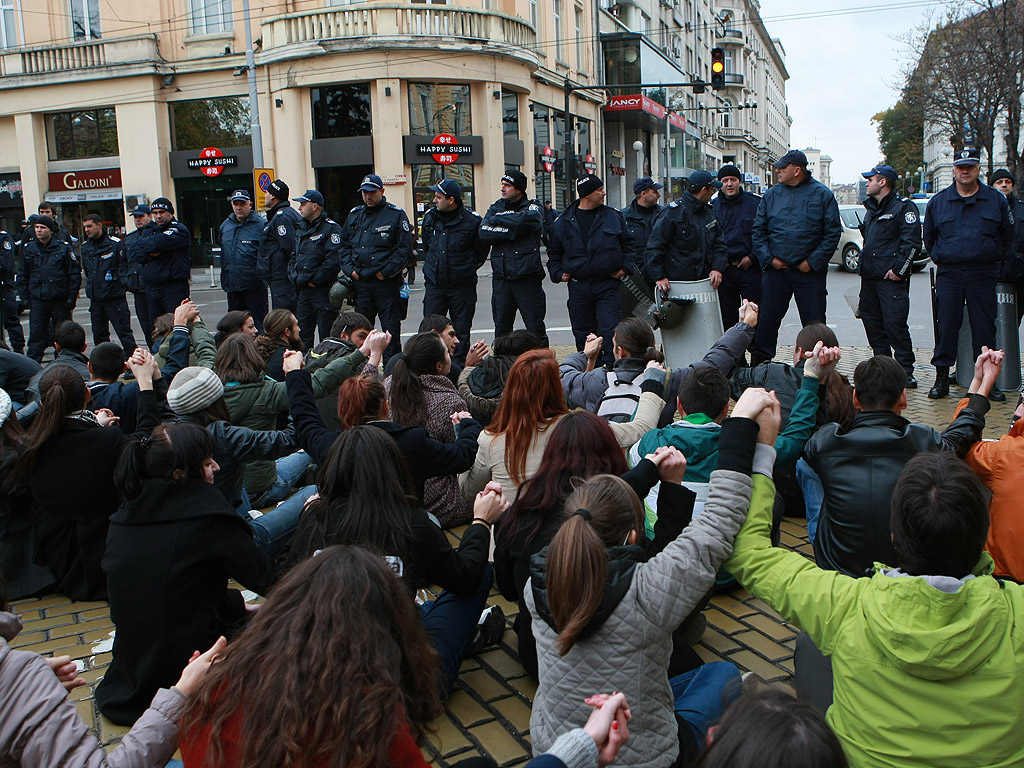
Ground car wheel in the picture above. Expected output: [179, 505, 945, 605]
[842, 244, 860, 273]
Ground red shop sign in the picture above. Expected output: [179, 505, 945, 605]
[187, 147, 238, 177]
[540, 146, 555, 172]
[583, 154, 597, 173]
[48, 168, 122, 192]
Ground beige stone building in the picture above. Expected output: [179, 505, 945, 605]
[0, 0, 603, 258]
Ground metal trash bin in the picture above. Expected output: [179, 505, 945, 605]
[657, 279, 724, 370]
[955, 282, 1021, 391]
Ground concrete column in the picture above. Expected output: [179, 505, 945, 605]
[14, 113, 48, 212]
[479, 82, 506, 201]
[370, 78, 408, 212]
[266, 85, 314, 196]
[115, 101, 172, 210]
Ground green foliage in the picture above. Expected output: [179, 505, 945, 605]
[872, 101, 924, 177]
[171, 98, 251, 151]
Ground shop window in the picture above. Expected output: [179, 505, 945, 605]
[529, 0, 537, 34]
[502, 92, 519, 138]
[553, 0, 563, 60]
[411, 164, 475, 221]
[189, 0, 232, 35]
[574, 7, 584, 72]
[171, 97, 251, 151]
[532, 102, 552, 205]
[47, 108, 118, 160]
[70, 0, 100, 40]
[312, 84, 372, 139]
[0, 1, 19, 48]
[408, 83, 471, 135]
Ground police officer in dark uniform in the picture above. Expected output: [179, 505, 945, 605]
[712, 164, 762, 330]
[81, 213, 136, 354]
[20, 215, 81, 363]
[549, 175, 635, 364]
[219, 189, 268, 331]
[479, 170, 547, 345]
[858, 165, 921, 387]
[339, 174, 413, 364]
[990, 168, 1024, 328]
[290, 189, 342, 350]
[621, 177, 664, 257]
[926, 147, 1014, 400]
[21, 203, 76, 256]
[258, 179, 300, 313]
[645, 170, 728, 292]
[0, 227, 24, 353]
[420, 178, 488, 365]
[134, 197, 192, 318]
[122, 204, 153, 348]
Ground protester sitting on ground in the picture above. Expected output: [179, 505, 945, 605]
[385, 332, 474, 527]
[526, 392, 777, 768]
[7, 350, 160, 601]
[213, 310, 257, 347]
[151, 309, 217, 371]
[461, 349, 667, 504]
[563, 304, 758, 428]
[691, 688, 849, 768]
[253, 308, 302, 382]
[288, 427, 507, 697]
[95, 422, 277, 726]
[285, 356, 482, 506]
[1, 574, 226, 766]
[385, 314, 488, 386]
[725, 413, 1024, 768]
[304, 311, 380, 429]
[179, 546, 630, 768]
[458, 329, 546, 427]
[24, 321, 91, 403]
[214, 332, 374, 509]
[494, 409, 697, 677]
[0, 344, 41, 409]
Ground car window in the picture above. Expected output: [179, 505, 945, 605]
[840, 210, 861, 229]
[914, 200, 928, 218]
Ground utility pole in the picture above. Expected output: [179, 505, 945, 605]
[242, 0, 264, 166]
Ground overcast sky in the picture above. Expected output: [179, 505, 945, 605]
[758, 0, 947, 183]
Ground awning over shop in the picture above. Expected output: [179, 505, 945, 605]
[604, 94, 687, 131]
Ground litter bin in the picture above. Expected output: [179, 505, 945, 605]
[955, 283, 1022, 391]
[658, 279, 724, 370]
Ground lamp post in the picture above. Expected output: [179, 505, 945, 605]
[917, 165, 924, 194]
[633, 139, 644, 178]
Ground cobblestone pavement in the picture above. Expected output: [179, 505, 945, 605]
[7, 346, 1018, 764]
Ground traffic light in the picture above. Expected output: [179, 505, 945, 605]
[711, 47, 725, 90]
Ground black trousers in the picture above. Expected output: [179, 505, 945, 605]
[860, 277, 915, 375]
[27, 299, 71, 362]
[268, 277, 297, 314]
[145, 281, 190, 320]
[931, 265, 996, 367]
[567, 277, 621, 364]
[718, 262, 762, 330]
[354, 275, 403, 363]
[751, 267, 827, 362]
[1, 287, 25, 352]
[424, 282, 477, 364]
[131, 290, 153, 349]
[90, 296, 137, 355]
[296, 284, 338, 350]
[491, 275, 548, 346]
[227, 285, 269, 332]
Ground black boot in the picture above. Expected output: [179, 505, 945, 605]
[989, 384, 1007, 402]
[928, 366, 950, 399]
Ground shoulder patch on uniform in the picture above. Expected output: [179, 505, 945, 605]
[330, 233, 341, 244]
[668, 201, 679, 208]
[2, 240, 10, 250]
[109, 236, 121, 243]
[402, 219, 410, 231]
[528, 203, 540, 211]
[904, 210, 918, 224]
[277, 224, 287, 236]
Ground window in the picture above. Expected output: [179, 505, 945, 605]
[502, 92, 519, 137]
[0, 1, 18, 48]
[553, 0, 563, 60]
[189, 0, 232, 35]
[170, 98, 251, 151]
[47, 108, 118, 160]
[574, 7, 584, 72]
[70, 0, 100, 40]
[408, 83, 471, 135]
[312, 84, 372, 139]
[530, 0, 537, 33]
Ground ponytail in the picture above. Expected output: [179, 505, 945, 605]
[9, 366, 86, 483]
[114, 438, 148, 499]
[821, 369, 855, 430]
[114, 423, 216, 500]
[388, 333, 446, 427]
[612, 317, 664, 363]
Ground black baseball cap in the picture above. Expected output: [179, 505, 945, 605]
[633, 177, 664, 194]
[358, 174, 384, 191]
[952, 148, 980, 166]
[774, 149, 808, 169]
[861, 165, 898, 184]
[429, 178, 462, 199]
[130, 204, 151, 216]
[230, 189, 252, 203]
[688, 170, 723, 190]
[295, 190, 325, 206]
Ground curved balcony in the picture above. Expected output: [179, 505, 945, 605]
[0, 34, 162, 87]
[717, 27, 743, 44]
[259, 4, 538, 68]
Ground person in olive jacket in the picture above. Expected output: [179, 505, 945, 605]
[289, 190, 343, 350]
[219, 189, 268, 332]
[19, 215, 81, 363]
[81, 213, 136, 355]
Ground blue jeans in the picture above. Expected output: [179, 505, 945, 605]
[249, 451, 314, 508]
[796, 458, 824, 545]
[419, 563, 494, 697]
[243, 484, 316, 556]
[670, 660, 741, 742]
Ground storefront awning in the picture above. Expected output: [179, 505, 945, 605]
[604, 94, 687, 131]
[46, 189, 123, 203]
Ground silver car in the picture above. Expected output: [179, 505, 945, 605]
[831, 202, 930, 272]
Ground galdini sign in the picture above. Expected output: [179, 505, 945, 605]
[48, 168, 123, 192]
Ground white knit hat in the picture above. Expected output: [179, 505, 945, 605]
[166, 367, 224, 415]
[0, 389, 11, 426]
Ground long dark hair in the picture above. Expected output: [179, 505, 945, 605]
[214, 310, 252, 346]
[388, 332, 447, 427]
[9, 366, 87, 482]
[214, 333, 267, 384]
[795, 323, 855, 429]
[115, 422, 216, 499]
[613, 317, 663, 362]
[254, 310, 296, 361]
[300, 426, 417, 572]
[496, 411, 627, 547]
[180, 545, 443, 768]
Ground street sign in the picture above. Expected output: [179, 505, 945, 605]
[254, 168, 273, 210]
[187, 147, 238, 177]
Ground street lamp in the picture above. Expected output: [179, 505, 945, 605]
[904, 171, 911, 194]
[917, 165, 924, 193]
[633, 140, 644, 178]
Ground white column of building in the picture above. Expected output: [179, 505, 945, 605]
[14, 113, 48, 213]
[115, 101, 173, 205]
[371, 78, 408, 212]
[267, 86, 315, 195]
[479, 82, 506, 201]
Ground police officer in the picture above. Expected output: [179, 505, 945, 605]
[0, 227, 24, 353]
[21, 202, 76, 256]
[990, 168, 1024, 328]
[339, 174, 413, 363]
[926, 148, 1014, 400]
[858, 165, 922, 388]
[479, 170, 547, 345]
[258, 179, 300, 313]
[81, 213, 136, 354]
[549, 175, 635, 363]
[645, 170, 727, 292]
[20, 215, 81, 363]
[712, 164, 762, 330]
[220, 189, 268, 331]
[420, 178, 488, 365]
[134, 197, 192, 318]
[621, 177, 664, 257]
[122, 204, 153, 348]
[541, 200, 558, 247]
[291, 189, 342, 349]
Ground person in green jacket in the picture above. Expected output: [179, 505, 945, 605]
[725, 384, 1024, 768]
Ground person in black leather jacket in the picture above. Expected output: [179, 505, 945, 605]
[134, 197, 192, 319]
[258, 179, 300, 314]
[20, 217, 80, 363]
[712, 165, 762, 331]
[81, 214, 136, 355]
[290, 190, 343, 350]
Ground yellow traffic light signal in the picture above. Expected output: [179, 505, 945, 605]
[711, 47, 725, 90]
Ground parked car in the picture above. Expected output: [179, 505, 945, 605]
[830, 203, 930, 273]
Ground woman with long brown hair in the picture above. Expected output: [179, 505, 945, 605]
[460, 348, 667, 503]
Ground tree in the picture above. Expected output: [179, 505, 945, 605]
[872, 100, 924, 179]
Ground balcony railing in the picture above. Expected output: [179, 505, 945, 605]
[718, 126, 747, 139]
[260, 4, 537, 64]
[0, 34, 161, 78]
[724, 72, 744, 86]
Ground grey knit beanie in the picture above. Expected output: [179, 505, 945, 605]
[0, 389, 11, 426]
[166, 367, 224, 415]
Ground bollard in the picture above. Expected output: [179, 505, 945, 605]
[955, 283, 1021, 391]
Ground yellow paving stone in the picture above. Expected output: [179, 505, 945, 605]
[75, 699, 96, 729]
[69, 683, 93, 701]
[79, 607, 112, 620]
[731, 630, 791, 662]
[51, 618, 115, 640]
[699, 627, 740, 654]
[694, 645, 726, 664]
[98, 714, 131, 744]
[469, 720, 531, 765]
[710, 595, 755, 618]
[509, 675, 538, 699]
[478, 647, 522, 678]
[460, 669, 515, 702]
[9, 631, 46, 647]
[743, 613, 797, 641]
[727, 650, 789, 682]
[15, 636, 81, 654]
[14, 594, 70, 610]
[13, 609, 41, 622]
[492, 695, 533, 734]
[22, 614, 76, 631]
[427, 713, 474, 756]
[79, 667, 108, 684]
[90, 652, 113, 668]
[81, 627, 118, 643]
[446, 690, 493, 727]
[46, 600, 108, 618]
[746, 598, 784, 622]
[705, 607, 746, 634]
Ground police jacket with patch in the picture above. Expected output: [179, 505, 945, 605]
[924, 182, 1014, 268]
[859, 191, 922, 280]
[219, 210, 266, 292]
[547, 202, 635, 281]
[258, 201, 301, 282]
[290, 213, 342, 288]
[645, 190, 727, 282]
[479, 195, 544, 280]
[712, 189, 760, 264]
[339, 198, 413, 280]
[134, 220, 192, 285]
[19, 236, 80, 304]
[421, 204, 488, 288]
[19, 224, 76, 258]
[997, 193, 1024, 281]
[752, 174, 841, 271]
[121, 228, 148, 293]
[621, 200, 664, 255]
[0, 232, 14, 290]
[82, 233, 127, 301]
